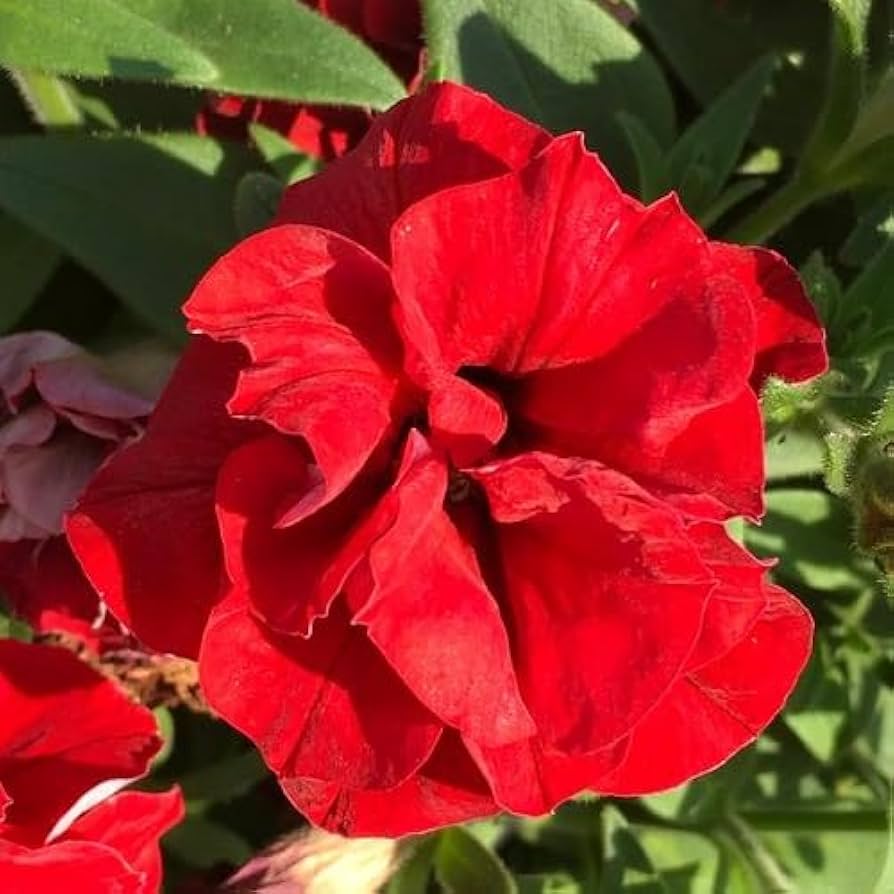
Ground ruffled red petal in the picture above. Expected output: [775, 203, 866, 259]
[684, 521, 770, 671]
[391, 135, 704, 376]
[61, 789, 184, 894]
[67, 338, 259, 658]
[280, 733, 497, 837]
[186, 225, 404, 523]
[710, 244, 828, 388]
[345, 431, 534, 747]
[0, 839, 142, 894]
[598, 585, 812, 795]
[472, 453, 712, 755]
[275, 82, 551, 259]
[515, 272, 761, 516]
[199, 594, 442, 791]
[465, 735, 627, 816]
[0, 641, 159, 845]
[215, 433, 375, 635]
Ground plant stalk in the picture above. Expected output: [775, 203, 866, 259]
[722, 812, 800, 894]
[725, 175, 828, 246]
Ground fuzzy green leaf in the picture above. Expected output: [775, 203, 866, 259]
[0, 0, 405, 108]
[248, 123, 318, 184]
[0, 131, 253, 340]
[423, 0, 675, 181]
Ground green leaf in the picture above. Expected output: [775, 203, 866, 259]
[0, 212, 59, 331]
[642, 752, 756, 826]
[668, 55, 777, 215]
[635, 823, 750, 894]
[840, 190, 894, 267]
[386, 836, 437, 894]
[800, 249, 844, 330]
[162, 816, 253, 868]
[637, 0, 831, 155]
[738, 146, 782, 175]
[233, 171, 283, 237]
[0, 132, 254, 340]
[177, 748, 269, 813]
[802, 0, 872, 172]
[765, 426, 826, 482]
[843, 240, 894, 350]
[7, 70, 83, 127]
[745, 489, 877, 592]
[516, 874, 581, 894]
[699, 177, 767, 231]
[434, 827, 517, 894]
[423, 0, 675, 180]
[0, 0, 405, 108]
[871, 794, 894, 894]
[843, 67, 894, 158]
[249, 123, 318, 184]
[599, 807, 666, 893]
[616, 112, 671, 202]
[865, 687, 894, 781]
[783, 642, 850, 763]
[829, 133, 894, 191]
[760, 826, 888, 893]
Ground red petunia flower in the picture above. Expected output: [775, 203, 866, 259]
[0, 332, 156, 652]
[70, 83, 827, 836]
[196, 0, 422, 160]
[0, 639, 183, 892]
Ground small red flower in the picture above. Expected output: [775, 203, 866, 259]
[70, 83, 827, 836]
[0, 332, 155, 651]
[196, 0, 422, 160]
[0, 639, 183, 892]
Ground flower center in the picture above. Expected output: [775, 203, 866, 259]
[447, 470, 473, 504]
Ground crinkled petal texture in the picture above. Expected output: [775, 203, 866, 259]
[599, 586, 812, 794]
[0, 641, 181, 893]
[0, 839, 144, 894]
[0, 640, 160, 846]
[275, 82, 551, 259]
[0, 787, 183, 894]
[67, 337, 261, 658]
[59, 789, 184, 894]
[69, 82, 828, 836]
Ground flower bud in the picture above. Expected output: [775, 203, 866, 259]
[224, 829, 400, 894]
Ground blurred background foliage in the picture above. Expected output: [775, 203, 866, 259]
[0, 0, 892, 890]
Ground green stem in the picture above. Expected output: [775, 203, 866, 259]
[722, 812, 800, 894]
[724, 176, 826, 246]
[580, 840, 600, 894]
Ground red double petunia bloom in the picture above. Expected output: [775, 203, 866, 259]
[70, 83, 827, 836]
[197, 0, 422, 159]
[0, 639, 183, 892]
